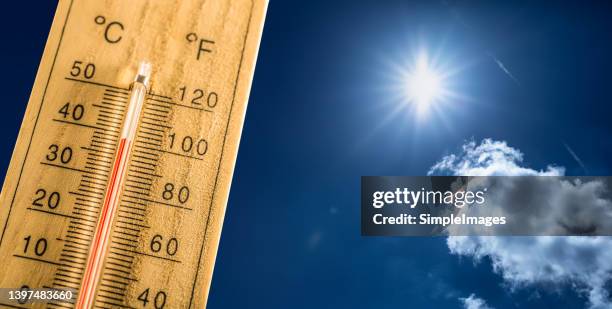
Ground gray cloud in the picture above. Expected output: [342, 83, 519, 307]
[447, 176, 612, 236]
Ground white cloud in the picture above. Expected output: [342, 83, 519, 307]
[428, 138, 563, 176]
[448, 236, 612, 308]
[430, 139, 612, 308]
[459, 293, 494, 309]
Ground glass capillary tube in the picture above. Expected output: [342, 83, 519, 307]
[77, 62, 151, 308]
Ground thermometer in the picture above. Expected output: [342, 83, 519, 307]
[0, 0, 266, 308]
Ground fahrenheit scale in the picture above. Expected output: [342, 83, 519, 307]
[0, 0, 266, 308]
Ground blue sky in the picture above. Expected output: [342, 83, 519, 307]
[208, 1, 612, 308]
[2, 1, 611, 308]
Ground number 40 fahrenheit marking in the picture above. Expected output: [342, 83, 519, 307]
[76, 63, 151, 308]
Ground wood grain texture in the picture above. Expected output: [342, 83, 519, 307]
[0, 0, 266, 307]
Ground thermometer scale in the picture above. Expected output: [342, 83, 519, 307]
[0, 0, 266, 308]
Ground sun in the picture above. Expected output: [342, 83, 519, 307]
[405, 53, 445, 115]
[383, 47, 463, 125]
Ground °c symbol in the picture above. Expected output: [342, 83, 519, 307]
[94, 15, 124, 44]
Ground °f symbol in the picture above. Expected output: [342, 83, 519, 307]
[186, 33, 215, 61]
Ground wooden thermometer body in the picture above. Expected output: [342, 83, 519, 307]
[0, 0, 266, 308]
